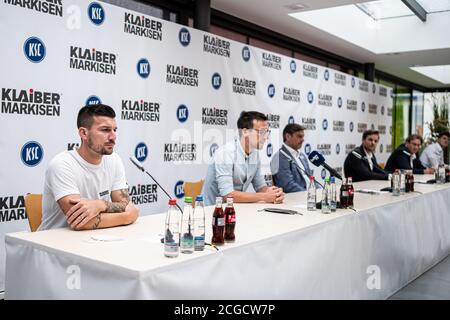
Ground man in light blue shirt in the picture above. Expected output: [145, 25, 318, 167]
[203, 111, 285, 206]
[420, 132, 449, 168]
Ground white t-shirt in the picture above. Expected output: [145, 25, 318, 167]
[39, 150, 128, 230]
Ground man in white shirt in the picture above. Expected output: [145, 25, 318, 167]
[39, 104, 139, 231]
[270, 124, 315, 192]
[420, 132, 449, 168]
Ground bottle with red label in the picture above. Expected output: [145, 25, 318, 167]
[347, 177, 354, 209]
[340, 180, 348, 209]
[224, 197, 236, 242]
[211, 197, 225, 246]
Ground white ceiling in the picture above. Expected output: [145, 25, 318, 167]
[211, 0, 450, 89]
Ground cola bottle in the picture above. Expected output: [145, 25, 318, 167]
[211, 197, 225, 246]
[224, 197, 236, 242]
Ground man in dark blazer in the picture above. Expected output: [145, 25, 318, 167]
[344, 130, 389, 182]
[385, 134, 434, 174]
[270, 124, 315, 193]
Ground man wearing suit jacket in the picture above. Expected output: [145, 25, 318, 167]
[270, 124, 315, 193]
[344, 130, 389, 182]
[385, 134, 434, 174]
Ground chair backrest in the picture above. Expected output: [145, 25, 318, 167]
[24, 193, 42, 232]
[183, 180, 204, 203]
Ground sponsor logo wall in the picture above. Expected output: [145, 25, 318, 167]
[0, 0, 392, 292]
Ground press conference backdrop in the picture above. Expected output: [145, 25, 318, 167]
[0, 0, 393, 293]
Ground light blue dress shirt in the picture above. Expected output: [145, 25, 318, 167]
[202, 138, 267, 206]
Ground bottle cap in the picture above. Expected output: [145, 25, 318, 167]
[330, 177, 335, 183]
[325, 177, 330, 182]
[310, 176, 315, 180]
[168, 199, 177, 205]
[226, 196, 234, 203]
[195, 195, 203, 201]
[184, 197, 192, 203]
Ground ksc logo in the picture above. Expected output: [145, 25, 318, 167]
[210, 143, 219, 158]
[242, 46, 250, 62]
[336, 143, 341, 155]
[290, 60, 296, 73]
[135, 142, 148, 162]
[212, 73, 221, 90]
[351, 78, 356, 88]
[21, 141, 43, 167]
[23, 37, 46, 63]
[267, 84, 275, 98]
[179, 28, 190, 46]
[177, 104, 189, 123]
[380, 144, 384, 153]
[307, 91, 314, 104]
[88, 2, 105, 25]
[361, 102, 366, 112]
[349, 121, 354, 132]
[381, 105, 385, 115]
[324, 69, 330, 81]
[174, 180, 185, 199]
[288, 116, 295, 124]
[137, 58, 150, 79]
[322, 119, 328, 131]
[266, 143, 273, 157]
[337, 97, 343, 108]
[321, 168, 327, 180]
[86, 95, 101, 106]
[372, 84, 376, 94]
[304, 143, 311, 155]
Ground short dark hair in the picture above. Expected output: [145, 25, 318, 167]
[77, 104, 116, 129]
[237, 111, 268, 129]
[362, 130, 380, 140]
[406, 134, 423, 144]
[438, 131, 450, 139]
[283, 123, 305, 142]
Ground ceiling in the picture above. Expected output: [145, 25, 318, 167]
[211, 0, 450, 89]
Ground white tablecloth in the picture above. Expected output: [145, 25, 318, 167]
[5, 177, 450, 299]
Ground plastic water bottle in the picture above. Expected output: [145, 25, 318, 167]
[193, 195, 206, 251]
[330, 177, 337, 212]
[307, 176, 316, 211]
[164, 199, 181, 258]
[400, 170, 406, 194]
[180, 197, 194, 254]
[321, 178, 331, 214]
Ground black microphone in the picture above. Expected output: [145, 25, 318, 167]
[308, 151, 343, 180]
[129, 157, 183, 212]
[279, 149, 324, 188]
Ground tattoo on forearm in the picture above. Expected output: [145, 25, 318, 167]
[104, 188, 130, 213]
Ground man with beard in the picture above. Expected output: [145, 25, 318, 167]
[203, 111, 285, 206]
[343, 130, 389, 182]
[39, 104, 139, 230]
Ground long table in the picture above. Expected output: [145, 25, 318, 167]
[5, 177, 450, 299]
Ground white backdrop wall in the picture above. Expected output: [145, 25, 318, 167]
[0, 0, 393, 293]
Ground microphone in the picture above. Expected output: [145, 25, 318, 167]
[129, 157, 183, 212]
[279, 149, 324, 188]
[308, 151, 343, 180]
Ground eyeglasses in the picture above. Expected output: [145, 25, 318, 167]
[253, 128, 271, 136]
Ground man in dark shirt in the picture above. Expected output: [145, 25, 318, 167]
[385, 134, 434, 174]
[344, 130, 388, 182]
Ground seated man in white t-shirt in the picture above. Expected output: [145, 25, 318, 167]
[39, 104, 139, 231]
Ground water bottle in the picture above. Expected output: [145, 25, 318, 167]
[321, 178, 331, 214]
[330, 177, 337, 212]
[438, 164, 446, 184]
[400, 170, 406, 194]
[164, 199, 181, 258]
[307, 176, 316, 211]
[193, 195, 206, 251]
[392, 171, 401, 196]
[180, 197, 194, 254]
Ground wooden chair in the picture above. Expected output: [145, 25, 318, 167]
[24, 193, 42, 232]
[183, 180, 204, 204]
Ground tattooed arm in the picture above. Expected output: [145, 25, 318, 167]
[62, 188, 139, 231]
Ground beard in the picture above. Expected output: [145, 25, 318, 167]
[87, 137, 114, 155]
